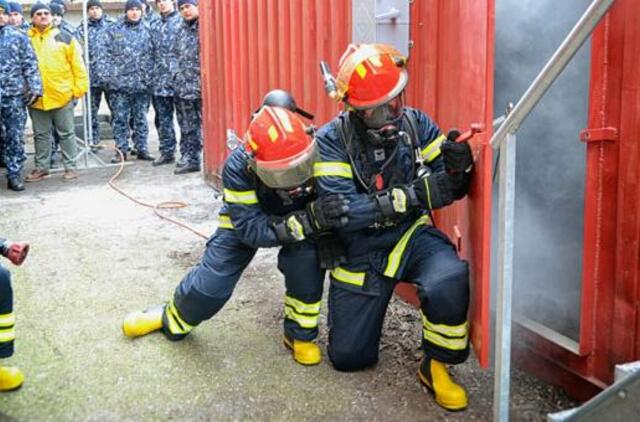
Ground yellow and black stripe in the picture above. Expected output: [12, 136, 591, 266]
[284, 295, 321, 329]
[164, 300, 194, 336]
[0, 312, 15, 346]
[422, 311, 468, 351]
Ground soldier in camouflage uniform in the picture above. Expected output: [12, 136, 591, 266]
[7, 2, 30, 33]
[150, 0, 181, 166]
[0, 1, 43, 191]
[76, 0, 114, 147]
[97, 0, 155, 162]
[171, 0, 202, 175]
[49, 0, 76, 38]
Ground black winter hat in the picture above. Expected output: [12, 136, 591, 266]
[125, 0, 143, 12]
[49, 3, 64, 16]
[87, 0, 103, 10]
[30, 2, 50, 17]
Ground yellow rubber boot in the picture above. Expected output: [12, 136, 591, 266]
[0, 366, 24, 392]
[122, 305, 164, 338]
[283, 335, 321, 366]
[418, 358, 468, 411]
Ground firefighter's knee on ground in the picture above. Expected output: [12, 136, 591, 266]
[328, 346, 378, 372]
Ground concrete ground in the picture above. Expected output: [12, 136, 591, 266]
[0, 135, 577, 421]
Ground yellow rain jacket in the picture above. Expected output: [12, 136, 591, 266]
[28, 25, 88, 111]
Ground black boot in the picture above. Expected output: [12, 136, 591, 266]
[152, 154, 175, 167]
[111, 151, 127, 164]
[174, 162, 201, 175]
[7, 176, 25, 192]
[136, 151, 156, 161]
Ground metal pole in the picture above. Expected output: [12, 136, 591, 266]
[490, 0, 616, 150]
[494, 133, 517, 422]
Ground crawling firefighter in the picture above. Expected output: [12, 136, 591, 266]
[0, 237, 29, 391]
[315, 44, 474, 411]
[123, 96, 349, 365]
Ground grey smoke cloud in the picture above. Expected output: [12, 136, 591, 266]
[493, 0, 591, 340]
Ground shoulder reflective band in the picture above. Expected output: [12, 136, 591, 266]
[218, 214, 234, 229]
[421, 134, 446, 163]
[422, 312, 468, 337]
[384, 214, 432, 278]
[223, 189, 259, 205]
[165, 300, 194, 336]
[330, 266, 366, 287]
[313, 162, 353, 179]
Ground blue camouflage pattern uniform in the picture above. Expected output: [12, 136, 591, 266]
[150, 10, 181, 158]
[162, 148, 325, 342]
[96, 16, 153, 155]
[76, 15, 115, 145]
[170, 16, 202, 167]
[14, 21, 29, 33]
[314, 109, 471, 371]
[0, 24, 43, 181]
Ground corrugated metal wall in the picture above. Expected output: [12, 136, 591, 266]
[200, 0, 351, 186]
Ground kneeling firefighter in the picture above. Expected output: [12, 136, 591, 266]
[316, 44, 474, 410]
[123, 97, 349, 365]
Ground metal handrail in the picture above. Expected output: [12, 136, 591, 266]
[490, 1, 617, 421]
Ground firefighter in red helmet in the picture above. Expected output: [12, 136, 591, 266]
[315, 44, 474, 411]
[122, 96, 349, 366]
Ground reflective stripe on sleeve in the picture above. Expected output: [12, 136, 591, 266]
[284, 295, 321, 315]
[421, 134, 446, 163]
[218, 215, 234, 229]
[330, 267, 366, 287]
[223, 189, 259, 205]
[383, 215, 432, 278]
[313, 162, 353, 179]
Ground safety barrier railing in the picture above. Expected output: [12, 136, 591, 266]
[489, 0, 616, 420]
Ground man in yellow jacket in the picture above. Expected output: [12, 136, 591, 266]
[26, 3, 88, 182]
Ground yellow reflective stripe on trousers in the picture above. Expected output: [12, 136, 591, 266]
[0, 313, 15, 327]
[166, 300, 193, 335]
[218, 215, 234, 229]
[284, 295, 320, 315]
[421, 134, 446, 163]
[423, 329, 468, 351]
[0, 328, 15, 343]
[284, 307, 319, 329]
[313, 162, 353, 179]
[383, 215, 432, 278]
[422, 312, 468, 337]
[330, 266, 365, 287]
[223, 189, 259, 205]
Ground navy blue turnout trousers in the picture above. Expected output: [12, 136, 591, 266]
[0, 264, 15, 358]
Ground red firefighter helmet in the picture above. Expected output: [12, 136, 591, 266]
[335, 43, 408, 110]
[245, 106, 317, 189]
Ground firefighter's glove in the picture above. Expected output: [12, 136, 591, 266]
[441, 135, 473, 174]
[271, 211, 316, 243]
[374, 185, 419, 220]
[412, 173, 458, 210]
[307, 194, 350, 231]
[315, 234, 347, 270]
[0, 240, 29, 266]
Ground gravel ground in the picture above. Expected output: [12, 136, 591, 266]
[0, 132, 577, 421]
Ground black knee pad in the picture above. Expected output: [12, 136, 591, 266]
[328, 345, 378, 372]
[423, 261, 470, 322]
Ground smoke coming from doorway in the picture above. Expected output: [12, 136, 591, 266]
[493, 0, 591, 340]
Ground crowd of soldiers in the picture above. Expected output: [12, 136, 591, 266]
[0, 0, 202, 192]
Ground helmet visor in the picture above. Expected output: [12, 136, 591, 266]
[255, 142, 318, 189]
[357, 94, 404, 129]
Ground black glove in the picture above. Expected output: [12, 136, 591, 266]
[442, 130, 473, 174]
[411, 173, 457, 210]
[306, 193, 350, 231]
[271, 194, 350, 243]
[24, 92, 41, 107]
[315, 234, 347, 269]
